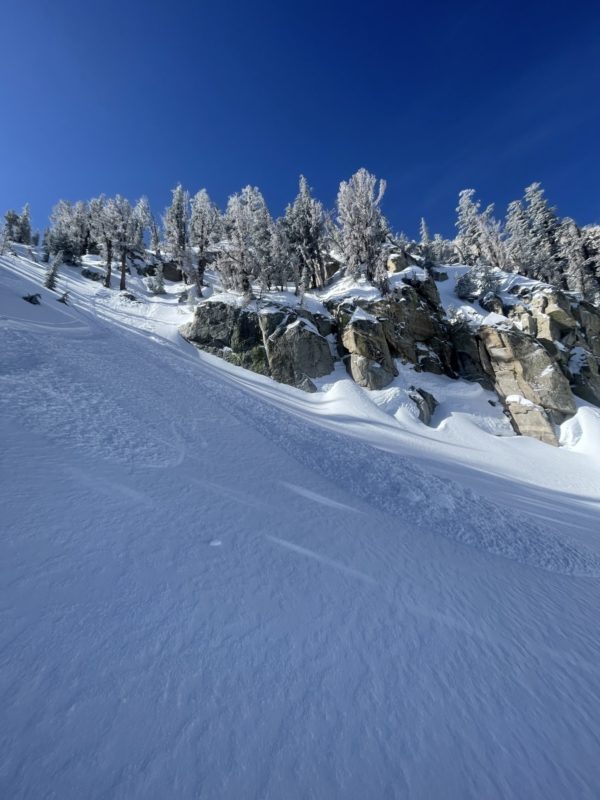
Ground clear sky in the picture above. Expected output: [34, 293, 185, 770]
[2, 0, 599, 237]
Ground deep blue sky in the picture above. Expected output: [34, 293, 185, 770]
[2, 0, 599, 237]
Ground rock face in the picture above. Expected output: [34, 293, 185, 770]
[505, 398, 560, 447]
[180, 301, 334, 391]
[338, 307, 397, 389]
[180, 270, 600, 445]
[263, 317, 334, 392]
[333, 276, 454, 379]
[479, 325, 576, 422]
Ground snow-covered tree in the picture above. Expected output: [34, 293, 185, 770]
[282, 176, 327, 289]
[109, 196, 142, 291]
[0, 225, 10, 255]
[148, 261, 166, 295]
[336, 168, 390, 288]
[18, 204, 31, 245]
[216, 186, 273, 294]
[455, 190, 506, 270]
[522, 182, 561, 282]
[163, 184, 190, 280]
[264, 219, 291, 292]
[47, 200, 89, 262]
[130, 197, 151, 255]
[557, 218, 600, 302]
[455, 190, 482, 266]
[44, 250, 62, 291]
[190, 189, 221, 294]
[419, 217, 432, 262]
[149, 214, 161, 255]
[90, 196, 117, 288]
[504, 199, 531, 272]
[3, 210, 20, 241]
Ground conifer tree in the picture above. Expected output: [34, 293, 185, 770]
[282, 176, 327, 289]
[18, 204, 31, 245]
[44, 250, 62, 290]
[190, 189, 221, 294]
[4, 210, 20, 241]
[90, 196, 117, 288]
[216, 186, 272, 293]
[163, 184, 190, 280]
[336, 168, 390, 286]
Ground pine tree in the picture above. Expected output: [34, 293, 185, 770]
[18, 204, 31, 245]
[44, 250, 62, 290]
[89, 196, 116, 288]
[47, 200, 89, 262]
[148, 261, 166, 295]
[4, 210, 20, 241]
[265, 219, 290, 292]
[131, 197, 151, 255]
[216, 186, 272, 293]
[163, 184, 190, 280]
[0, 225, 10, 255]
[419, 217, 431, 262]
[455, 190, 482, 266]
[505, 199, 531, 272]
[190, 189, 221, 294]
[336, 168, 390, 285]
[522, 182, 561, 282]
[282, 176, 327, 289]
[110, 196, 138, 291]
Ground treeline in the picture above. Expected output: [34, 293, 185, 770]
[3, 170, 600, 304]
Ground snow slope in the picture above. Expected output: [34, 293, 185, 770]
[2, 251, 600, 799]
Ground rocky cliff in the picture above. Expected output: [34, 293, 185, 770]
[180, 268, 600, 446]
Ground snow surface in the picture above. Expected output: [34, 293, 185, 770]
[2, 251, 600, 798]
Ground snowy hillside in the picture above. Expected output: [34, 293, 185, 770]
[2, 250, 600, 798]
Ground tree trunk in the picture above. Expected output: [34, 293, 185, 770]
[104, 239, 112, 288]
[120, 250, 127, 291]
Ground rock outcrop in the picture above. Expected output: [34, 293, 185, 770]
[408, 386, 439, 425]
[478, 325, 576, 423]
[180, 269, 600, 446]
[505, 398, 560, 447]
[337, 306, 397, 389]
[180, 301, 334, 391]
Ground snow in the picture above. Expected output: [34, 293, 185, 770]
[2, 251, 600, 798]
[350, 305, 378, 323]
[389, 265, 428, 285]
[506, 394, 535, 406]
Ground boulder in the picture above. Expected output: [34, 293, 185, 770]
[339, 308, 397, 389]
[345, 354, 395, 390]
[479, 325, 576, 422]
[408, 386, 439, 425]
[181, 301, 262, 351]
[81, 268, 103, 282]
[505, 398, 559, 447]
[264, 318, 334, 390]
[387, 252, 409, 273]
[162, 261, 184, 282]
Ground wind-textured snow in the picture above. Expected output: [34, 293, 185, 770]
[2, 251, 600, 799]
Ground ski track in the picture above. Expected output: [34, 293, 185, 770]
[2, 253, 600, 798]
